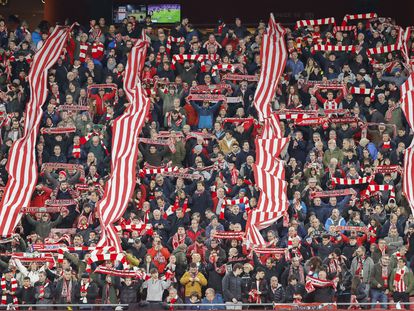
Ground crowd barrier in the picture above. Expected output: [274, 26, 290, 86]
[1, 302, 414, 310]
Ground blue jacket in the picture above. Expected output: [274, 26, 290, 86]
[190, 101, 222, 129]
[366, 142, 378, 160]
[325, 217, 346, 232]
[200, 294, 225, 310]
[286, 59, 304, 78]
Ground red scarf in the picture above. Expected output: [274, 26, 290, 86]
[172, 233, 186, 250]
[166, 111, 184, 128]
[381, 265, 388, 288]
[61, 279, 73, 303]
[79, 42, 89, 63]
[328, 258, 340, 275]
[385, 105, 397, 122]
[382, 141, 391, 149]
[38, 280, 50, 300]
[169, 296, 178, 311]
[287, 234, 301, 249]
[248, 288, 262, 303]
[368, 225, 377, 244]
[80, 280, 90, 303]
[174, 196, 188, 212]
[1, 277, 17, 305]
[230, 167, 239, 185]
[91, 42, 104, 60]
[394, 267, 407, 292]
[305, 276, 337, 293]
[355, 256, 365, 278]
[72, 144, 81, 158]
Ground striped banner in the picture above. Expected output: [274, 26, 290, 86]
[254, 19, 287, 122]
[0, 25, 73, 235]
[400, 74, 414, 214]
[246, 15, 289, 246]
[93, 38, 150, 254]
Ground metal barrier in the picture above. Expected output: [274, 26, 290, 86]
[2, 302, 414, 310]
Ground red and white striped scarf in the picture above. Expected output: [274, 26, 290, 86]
[86, 251, 129, 272]
[218, 197, 250, 219]
[72, 144, 81, 159]
[166, 36, 185, 53]
[394, 267, 407, 292]
[1, 277, 17, 305]
[342, 13, 377, 26]
[305, 276, 337, 293]
[368, 224, 377, 244]
[164, 197, 188, 219]
[382, 140, 391, 149]
[362, 183, 396, 201]
[355, 256, 365, 278]
[331, 176, 373, 186]
[248, 288, 262, 303]
[211, 63, 234, 76]
[328, 258, 340, 274]
[295, 17, 336, 29]
[381, 265, 388, 288]
[171, 233, 186, 250]
[165, 111, 184, 128]
[114, 223, 154, 236]
[287, 234, 301, 249]
[91, 42, 104, 60]
[79, 42, 89, 63]
[94, 266, 147, 279]
[349, 86, 375, 102]
[80, 280, 89, 303]
[11, 252, 56, 268]
[333, 25, 357, 37]
[230, 167, 239, 185]
[171, 54, 220, 68]
[212, 231, 245, 240]
[331, 226, 368, 233]
[313, 44, 356, 53]
[323, 100, 338, 111]
[38, 281, 50, 300]
[139, 165, 178, 176]
[366, 39, 403, 65]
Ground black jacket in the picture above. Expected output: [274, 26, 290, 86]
[267, 284, 285, 303]
[16, 286, 36, 304]
[54, 279, 78, 303]
[74, 281, 99, 304]
[119, 282, 142, 304]
[222, 271, 242, 302]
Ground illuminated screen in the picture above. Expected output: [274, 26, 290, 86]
[147, 4, 181, 23]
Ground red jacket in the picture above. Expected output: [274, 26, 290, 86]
[30, 186, 53, 207]
[147, 246, 170, 273]
[186, 243, 207, 263]
[89, 89, 116, 115]
[221, 36, 239, 51]
[186, 227, 205, 243]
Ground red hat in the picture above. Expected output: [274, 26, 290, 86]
[59, 170, 67, 178]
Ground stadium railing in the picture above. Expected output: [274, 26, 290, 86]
[1, 302, 414, 310]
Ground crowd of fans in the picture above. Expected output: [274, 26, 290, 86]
[0, 11, 413, 310]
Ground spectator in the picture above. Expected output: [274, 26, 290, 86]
[222, 263, 243, 309]
[180, 262, 208, 302]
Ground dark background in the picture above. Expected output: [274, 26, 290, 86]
[0, 0, 413, 28]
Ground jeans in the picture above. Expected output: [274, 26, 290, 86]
[370, 288, 387, 309]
